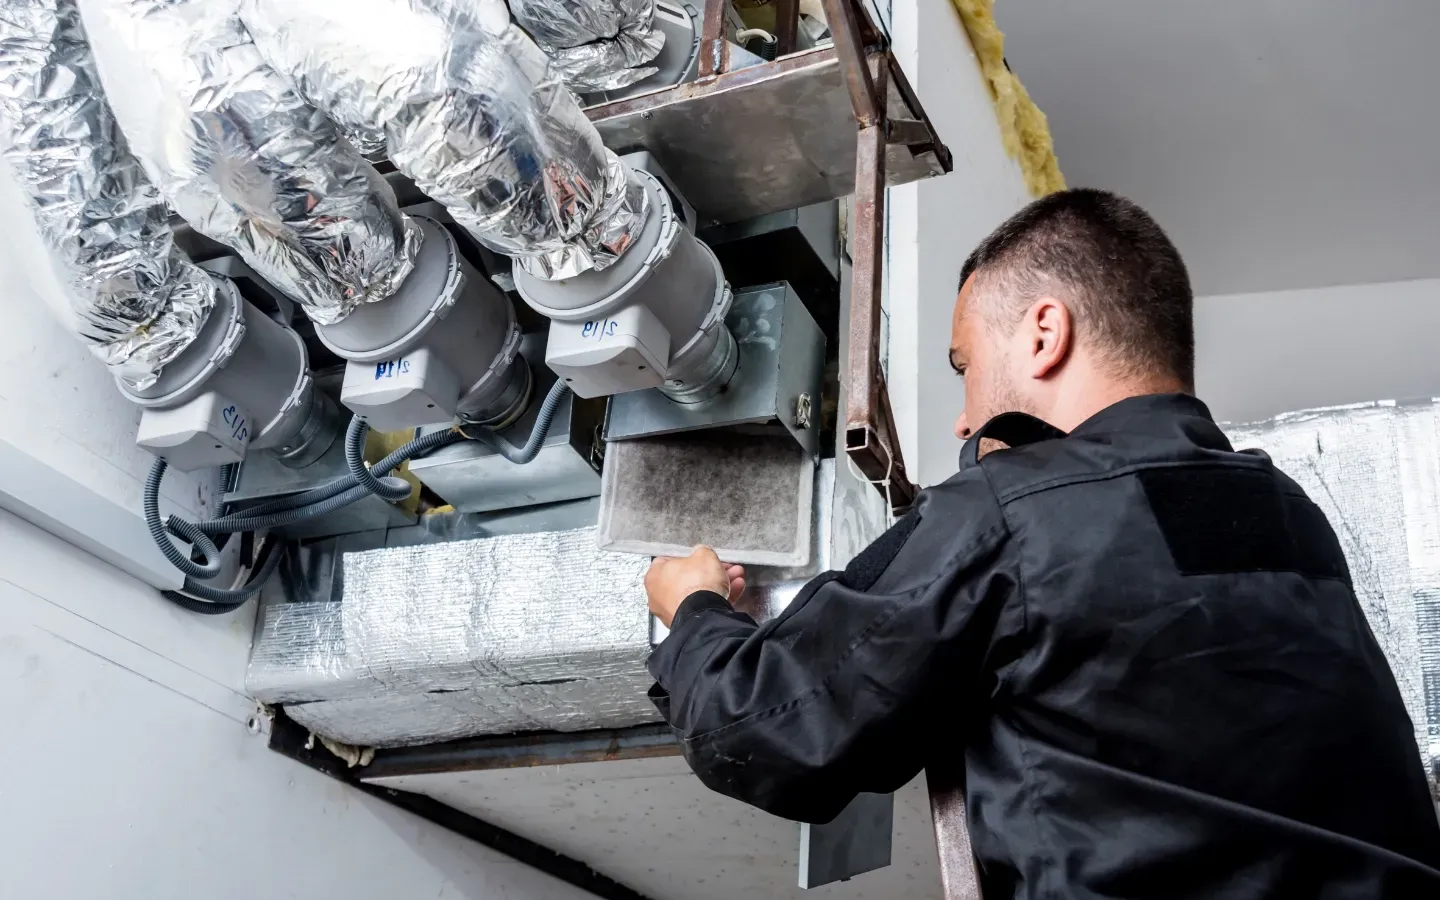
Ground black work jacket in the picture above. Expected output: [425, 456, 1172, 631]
[648, 394, 1440, 899]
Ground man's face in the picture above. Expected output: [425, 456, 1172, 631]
[950, 275, 1031, 441]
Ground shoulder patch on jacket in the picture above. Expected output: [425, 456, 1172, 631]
[1137, 466, 1344, 580]
[840, 512, 921, 592]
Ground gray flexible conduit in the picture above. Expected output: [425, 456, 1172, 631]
[144, 458, 223, 579]
[160, 536, 285, 614]
[149, 384, 569, 615]
[344, 416, 432, 502]
[147, 421, 465, 613]
[463, 379, 570, 464]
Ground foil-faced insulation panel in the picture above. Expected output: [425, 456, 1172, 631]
[1225, 399, 1440, 798]
[248, 527, 660, 746]
[255, 459, 882, 749]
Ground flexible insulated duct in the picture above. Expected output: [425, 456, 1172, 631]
[508, 0, 664, 92]
[241, 0, 647, 281]
[75, 0, 420, 326]
[0, 0, 214, 389]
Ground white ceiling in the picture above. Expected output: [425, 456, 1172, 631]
[370, 762, 945, 900]
[996, 0, 1440, 297]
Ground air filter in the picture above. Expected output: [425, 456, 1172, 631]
[597, 432, 815, 566]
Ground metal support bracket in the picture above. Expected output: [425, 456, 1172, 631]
[820, 0, 920, 516]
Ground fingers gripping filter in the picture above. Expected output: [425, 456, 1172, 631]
[121, 278, 336, 472]
[514, 165, 735, 402]
[319, 217, 526, 434]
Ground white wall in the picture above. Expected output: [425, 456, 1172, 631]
[1196, 277, 1440, 424]
[0, 164, 202, 587]
[893, 267, 1440, 486]
[884, 0, 1031, 489]
[0, 505, 594, 900]
[879, 4, 1440, 484]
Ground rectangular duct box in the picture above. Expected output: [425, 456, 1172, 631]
[246, 527, 660, 746]
[1224, 399, 1440, 798]
[604, 282, 826, 455]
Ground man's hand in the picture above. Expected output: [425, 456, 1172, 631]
[646, 546, 746, 628]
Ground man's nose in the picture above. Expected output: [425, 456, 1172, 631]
[955, 410, 972, 441]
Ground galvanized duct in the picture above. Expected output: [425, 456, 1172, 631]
[0, 0, 214, 389]
[240, 0, 647, 281]
[1226, 399, 1440, 800]
[508, 0, 665, 92]
[75, 0, 419, 326]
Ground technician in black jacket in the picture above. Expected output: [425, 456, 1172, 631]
[644, 188, 1440, 898]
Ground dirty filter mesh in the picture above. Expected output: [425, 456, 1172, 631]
[598, 431, 816, 566]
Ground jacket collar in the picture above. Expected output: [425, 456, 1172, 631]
[959, 394, 1226, 470]
[1068, 393, 1217, 439]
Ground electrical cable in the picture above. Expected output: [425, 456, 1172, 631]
[144, 458, 223, 580]
[344, 415, 427, 502]
[160, 535, 286, 614]
[146, 420, 465, 614]
[145, 391, 561, 615]
[461, 379, 571, 465]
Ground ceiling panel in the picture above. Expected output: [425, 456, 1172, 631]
[998, 0, 1440, 296]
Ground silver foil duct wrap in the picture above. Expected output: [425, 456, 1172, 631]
[246, 528, 661, 746]
[1225, 399, 1440, 799]
[76, 0, 419, 325]
[240, 0, 648, 280]
[0, 0, 213, 389]
[509, 0, 665, 92]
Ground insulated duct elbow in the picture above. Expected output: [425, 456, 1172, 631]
[0, 0, 214, 390]
[75, 0, 419, 326]
[241, 0, 647, 281]
[508, 0, 665, 92]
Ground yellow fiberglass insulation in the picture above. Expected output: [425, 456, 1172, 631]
[950, 0, 1066, 197]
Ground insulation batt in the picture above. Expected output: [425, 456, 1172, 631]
[0, 0, 215, 389]
[241, 0, 648, 281]
[75, 0, 420, 325]
[949, 0, 1064, 197]
[508, 0, 665, 93]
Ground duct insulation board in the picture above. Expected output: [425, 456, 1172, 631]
[246, 528, 662, 747]
[598, 432, 816, 566]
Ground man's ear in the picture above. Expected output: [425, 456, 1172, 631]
[1025, 297, 1072, 379]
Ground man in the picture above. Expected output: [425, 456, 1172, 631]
[643, 189, 1440, 898]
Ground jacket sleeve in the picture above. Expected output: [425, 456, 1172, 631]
[646, 469, 1015, 823]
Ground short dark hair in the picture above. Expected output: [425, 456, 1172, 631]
[958, 188, 1194, 388]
